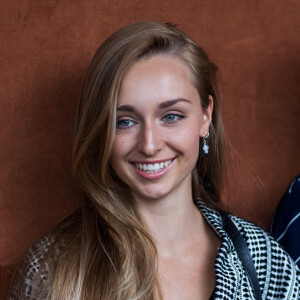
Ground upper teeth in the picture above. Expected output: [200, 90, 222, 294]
[135, 160, 172, 172]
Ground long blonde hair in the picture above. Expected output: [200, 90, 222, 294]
[33, 21, 225, 299]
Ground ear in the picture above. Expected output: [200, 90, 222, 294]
[200, 95, 213, 137]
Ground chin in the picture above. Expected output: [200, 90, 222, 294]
[134, 186, 172, 201]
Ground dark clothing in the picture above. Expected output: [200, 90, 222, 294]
[270, 175, 300, 267]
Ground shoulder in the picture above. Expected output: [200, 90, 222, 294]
[9, 232, 55, 299]
[8, 210, 81, 300]
[196, 200, 300, 298]
[230, 214, 300, 298]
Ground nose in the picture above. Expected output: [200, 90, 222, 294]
[137, 122, 163, 157]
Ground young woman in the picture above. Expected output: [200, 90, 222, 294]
[9, 21, 299, 299]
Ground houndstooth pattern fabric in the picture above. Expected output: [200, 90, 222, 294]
[9, 202, 300, 299]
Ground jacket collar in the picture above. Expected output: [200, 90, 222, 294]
[194, 198, 235, 253]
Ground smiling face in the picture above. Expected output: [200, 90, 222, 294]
[110, 55, 213, 202]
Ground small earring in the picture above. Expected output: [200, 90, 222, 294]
[202, 132, 209, 156]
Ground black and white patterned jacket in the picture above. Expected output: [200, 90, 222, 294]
[9, 201, 300, 299]
[195, 199, 300, 299]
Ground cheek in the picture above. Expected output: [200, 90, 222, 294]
[111, 134, 136, 162]
[184, 134, 200, 159]
[171, 121, 201, 147]
[174, 132, 199, 147]
[168, 129, 200, 161]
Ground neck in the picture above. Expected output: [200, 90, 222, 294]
[135, 188, 205, 252]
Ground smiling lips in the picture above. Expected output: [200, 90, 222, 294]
[132, 158, 175, 180]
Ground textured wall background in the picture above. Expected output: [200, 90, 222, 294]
[1, 0, 299, 297]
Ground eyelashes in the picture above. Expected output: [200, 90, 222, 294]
[162, 113, 186, 123]
[116, 113, 187, 130]
[116, 119, 136, 129]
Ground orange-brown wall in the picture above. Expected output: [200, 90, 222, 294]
[1, 0, 300, 297]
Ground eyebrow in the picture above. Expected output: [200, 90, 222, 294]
[117, 98, 191, 112]
[158, 98, 191, 109]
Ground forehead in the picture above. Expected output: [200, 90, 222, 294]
[118, 55, 199, 106]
